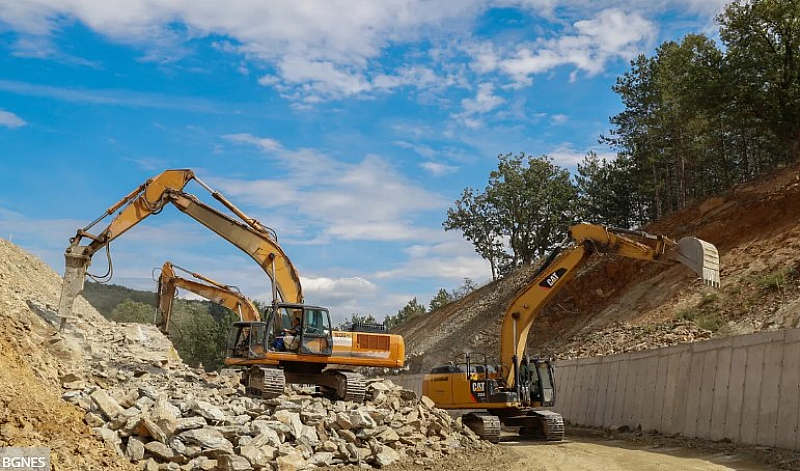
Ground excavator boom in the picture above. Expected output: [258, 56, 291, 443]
[501, 223, 720, 388]
[156, 261, 261, 333]
[57, 169, 303, 325]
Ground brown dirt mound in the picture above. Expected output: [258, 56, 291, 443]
[0, 238, 136, 470]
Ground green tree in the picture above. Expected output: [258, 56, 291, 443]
[110, 299, 154, 324]
[488, 153, 577, 264]
[384, 298, 426, 330]
[443, 188, 507, 280]
[429, 288, 453, 311]
[445, 153, 577, 274]
[336, 313, 378, 329]
[451, 278, 478, 300]
[719, 0, 800, 162]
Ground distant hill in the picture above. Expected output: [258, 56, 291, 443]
[81, 281, 158, 318]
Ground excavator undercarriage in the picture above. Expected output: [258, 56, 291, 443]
[242, 366, 366, 402]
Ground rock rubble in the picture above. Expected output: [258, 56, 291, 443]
[61, 325, 488, 470]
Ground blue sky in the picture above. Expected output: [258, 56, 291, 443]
[0, 0, 728, 324]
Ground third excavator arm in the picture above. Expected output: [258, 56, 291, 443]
[423, 223, 720, 442]
[59, 169, 301, 326]
[155, 261, 261, 332]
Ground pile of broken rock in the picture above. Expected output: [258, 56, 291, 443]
[62, 369, 488, 470]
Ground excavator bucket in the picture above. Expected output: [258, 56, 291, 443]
[669, 237, 721, 288]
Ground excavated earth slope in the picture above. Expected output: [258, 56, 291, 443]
[398, 163, 800, 373]
[0, 238, 491, 470]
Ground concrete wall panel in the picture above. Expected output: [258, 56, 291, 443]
[724, 347, 747, 442]
[740, 344, 765, 444]
[661, 352, 681, 434]
[777, 342, 799, 450]
[696, 350, 718, 439]
[682, 349, 706, 437]
[641, 356, 660, 431]
[593, 361, 611, 427]
[604, 360, 620, 425]
[709, 347, 732, 441]
[757, 340, 783, 447]
[652, 355, 669, 432]
[614, 360, 630, 426]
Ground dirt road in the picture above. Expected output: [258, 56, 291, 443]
[501, 438, 772, 471]
[370, 434, 779, 471]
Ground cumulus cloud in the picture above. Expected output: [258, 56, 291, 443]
[0, 110, 26, 128]
[474, 9, 656, 85]
[420, 162, 459, 177]
[546, 143, 617, 167]
[219, 134, 449, 243]
[453, 82, 505, 128]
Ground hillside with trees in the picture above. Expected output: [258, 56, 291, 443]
[447, 0, 800, 281]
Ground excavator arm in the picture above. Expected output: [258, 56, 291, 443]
[156, 261, 261, 334]
[58, 169, 303, 325]
[500, 223, 720, 388]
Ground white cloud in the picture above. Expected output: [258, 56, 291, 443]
[420, 162, 459, 177]
[222, 133, 283, 152]
[0, 79, 225, 113]
[375, 233, 489, 281]
[475, 9, 656, 84]
[0, 0, 481, 102]
[547, 143, 617, 167]
[551, 113, 568, 124]
[220, 135, 449, 243]
[0, 110, 26, 128]
[453, 82, 505, 128]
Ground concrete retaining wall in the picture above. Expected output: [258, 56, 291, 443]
[557, 328, 800, 450]
[387, 328, 800, 450]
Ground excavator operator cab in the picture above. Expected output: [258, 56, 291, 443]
[519, 357, 556, 408]
[264, 303, 333, 356]
[227, 322, 269, 359]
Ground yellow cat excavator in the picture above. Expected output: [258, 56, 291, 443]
[422, 223, 720, 442]
[59, 169, 404, 401]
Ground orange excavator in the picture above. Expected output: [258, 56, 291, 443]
[423, 223, 720, 442]
[59, 169, 404, 401]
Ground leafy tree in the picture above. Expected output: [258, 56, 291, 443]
[443, 188, 507, 280]
[445, 153, 577, 276]
[451, 278, 478, 300]
[719, 0, 800, 162]
[336, 313, 378, 329]
[109, 299, 154, 324]
[429, 288, 453, 311]
[384, 298, 426, 330]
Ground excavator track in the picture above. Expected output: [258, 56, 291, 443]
[462, 412, 501, 443]
[325, 370, 366, 402]
[244, 366, 286, 399]
[519, 410, 564, 441]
